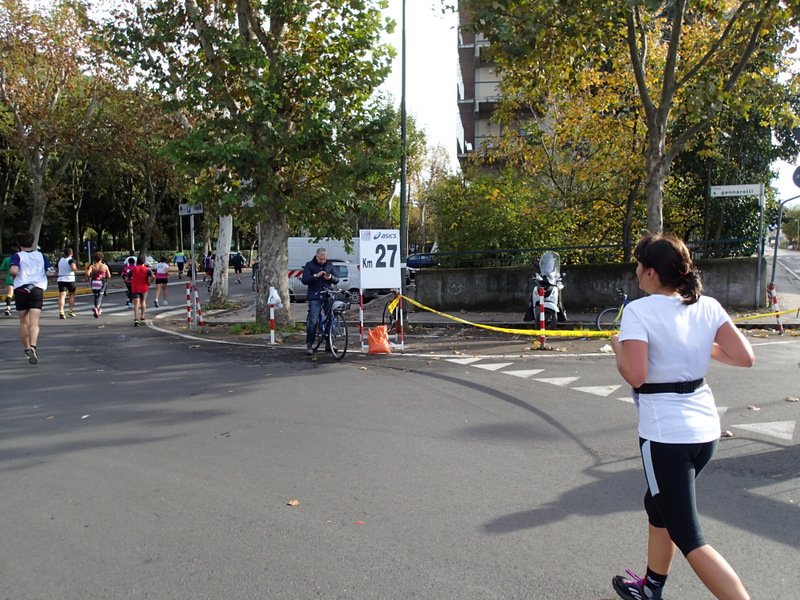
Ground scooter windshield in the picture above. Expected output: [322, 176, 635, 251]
[539, 251, 560, 276]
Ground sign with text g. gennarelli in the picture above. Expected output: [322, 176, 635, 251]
[358, 229, 401, 290]
[709, 184, 762, 198]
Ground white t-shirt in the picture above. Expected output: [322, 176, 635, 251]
[10, 250, 51, 290]
[618, 294, 731, 444]
[57, 256, 77, 282]
[155, 262, 169, 277]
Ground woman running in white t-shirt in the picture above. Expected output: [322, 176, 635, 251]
[610, 233, 755, 600]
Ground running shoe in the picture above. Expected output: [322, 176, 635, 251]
[134, 320, 139, 327]
[68, 310, 76, 317]
[97, 307, 102, 316]
[162, 300, 168, 305]
[612, 569, 662, 600]
[4, 307, 10, 316]
[27, 347, 38, 365]
[92, 307, 99, 318]
[154, 299, 159, 308]
[59, 312, 66, 319]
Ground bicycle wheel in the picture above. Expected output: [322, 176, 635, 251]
[382, 298, 399, 335]
[596, 306, 622, 331]
[328, 312, 348, 360]
[312, 318, 325, 351]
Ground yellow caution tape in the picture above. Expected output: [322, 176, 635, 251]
[731, 308, 798, 322]
[387, 295, 400, 313]
[398, 296, 797, 337]
[400, 295, 614, 338]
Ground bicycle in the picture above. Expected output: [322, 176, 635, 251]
[596, 287, 631, 331]
[309, 288, 350, 360]
[381, 291, 407, 335]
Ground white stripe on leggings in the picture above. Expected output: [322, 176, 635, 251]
[641, 440, 660, 496]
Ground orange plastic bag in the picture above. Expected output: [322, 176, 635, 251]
[368, 325, 392, 354]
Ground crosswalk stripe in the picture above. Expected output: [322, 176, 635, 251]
[572, 385, 621, 397]
[533, 376, 580, 387]
[446, 358, 482, 365]
[472, 362, 514, 371]
[503, 369, 545, 379]
[732, 421, 795, 441]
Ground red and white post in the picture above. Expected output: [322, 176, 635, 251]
[769, 282, 784, 334]
[186, 283, 192, 328]
[192, 285, 205, 333]
[538, 287, 546, 347]
[268, 303, 276, 344]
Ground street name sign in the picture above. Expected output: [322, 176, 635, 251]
[710, 184, 762, 198]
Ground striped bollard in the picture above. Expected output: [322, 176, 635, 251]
[269, 304, 276, 344]
[193, 285, 205, 333]
[186, 283, 192, 328]
[539, 287, 546, 348]
[769, 282, 784, 334]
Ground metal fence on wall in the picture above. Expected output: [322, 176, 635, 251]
[413, 238, 759, 269]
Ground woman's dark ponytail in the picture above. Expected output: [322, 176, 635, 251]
[634, 232, 703, 305]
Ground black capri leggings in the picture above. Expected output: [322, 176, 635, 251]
[639, 437, 718, 557]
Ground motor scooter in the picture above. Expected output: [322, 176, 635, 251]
[523, 250, 567, 329]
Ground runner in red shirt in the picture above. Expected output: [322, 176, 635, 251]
[128, 256, 154, 326]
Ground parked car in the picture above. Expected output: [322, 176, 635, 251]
[406, 253, 438, 269]
[107, 255, 157, 275]
[287, 259, 375, 304]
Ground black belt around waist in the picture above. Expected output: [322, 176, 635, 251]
[634, 378, 706, 395]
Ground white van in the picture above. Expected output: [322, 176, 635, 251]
[287, 259, 365, 304]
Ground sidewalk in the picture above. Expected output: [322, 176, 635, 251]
[200, 258, 800, 333]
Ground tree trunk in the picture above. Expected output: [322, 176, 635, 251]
[644, 133, 668, 234]
[210, 213, 232, 304]
[256, 201, 291, 329]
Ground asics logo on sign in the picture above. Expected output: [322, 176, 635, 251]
[372, 232, 398, 239]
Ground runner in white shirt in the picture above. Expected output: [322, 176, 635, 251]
[8, 231, 54, 364]
[153, 256, 170, 308]
[609, 233, 755, 600]
[56, 247, 78, 318]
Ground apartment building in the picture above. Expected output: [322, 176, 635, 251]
[456, 6, 502, 165]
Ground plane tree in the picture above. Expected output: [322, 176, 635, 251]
[108, 0, 396, 326]
[460, 0, 800, 234]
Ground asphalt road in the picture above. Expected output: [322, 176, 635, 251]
[1, 284, 799, 599]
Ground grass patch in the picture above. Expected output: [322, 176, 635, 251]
[229, 321, 272, 335]
[204, 301, 242, 311]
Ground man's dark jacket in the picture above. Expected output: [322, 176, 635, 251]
[301, 257, 339, 300]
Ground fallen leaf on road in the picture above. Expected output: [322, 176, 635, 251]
[46, 416, 54, 420]
[359, 366, 367, 370]
[189, 345, 201, 348]
[721, 430, 735, 438]
[786, 396, 799, 402]
[747, 405, 760, 411]
[287, 499, 300, 506]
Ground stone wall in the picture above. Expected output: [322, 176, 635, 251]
[413, 257, 766, 311]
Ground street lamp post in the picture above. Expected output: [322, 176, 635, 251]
[399, 0, 408, 297]
[770, 194, 800, 286]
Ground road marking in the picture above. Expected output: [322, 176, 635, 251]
[572, 384, 621, 397]
[533, 376, 580, 387]
[503, 369, 545, 379]
[472, 362, 514, 371]
[446, 358, 483, 365]
[732, 421, 795, 441]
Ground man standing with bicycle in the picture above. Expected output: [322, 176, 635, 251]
[301, 248, 339, 355]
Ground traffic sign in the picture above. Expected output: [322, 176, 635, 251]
[358, 229, 401, 289]
[179, 203, 204, 216]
